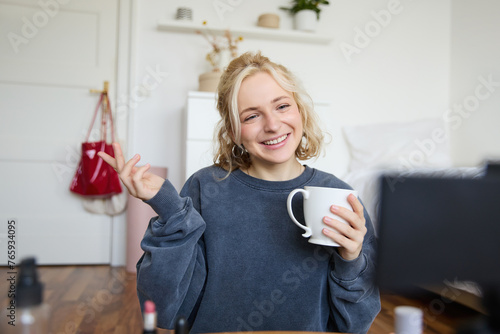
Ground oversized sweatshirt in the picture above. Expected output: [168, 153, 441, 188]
[137, 165, 381, 333]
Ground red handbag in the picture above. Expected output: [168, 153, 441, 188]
[70, 92, 122, 197]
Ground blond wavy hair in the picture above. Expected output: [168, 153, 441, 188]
[213, 51, 324, 174]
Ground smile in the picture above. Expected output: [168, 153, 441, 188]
[263, 134, 288, 145]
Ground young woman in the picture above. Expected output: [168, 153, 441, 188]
[99, 52, 380, 333]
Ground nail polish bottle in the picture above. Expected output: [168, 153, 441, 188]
[143, 300, 157, 334]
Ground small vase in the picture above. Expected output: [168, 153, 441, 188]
[294, 10, 317, 32]
[216, 49, 232, 72]
[198, 71, 222, 92]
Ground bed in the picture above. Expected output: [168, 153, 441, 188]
[339, 117, 487, 313]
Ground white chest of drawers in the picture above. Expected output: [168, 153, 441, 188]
[184, 91, 220, 181]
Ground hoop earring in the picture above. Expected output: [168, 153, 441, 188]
[232, 144, 246, 158]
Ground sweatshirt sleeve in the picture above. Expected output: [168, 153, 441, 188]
[136, 179, 207, 329]
[327, 210, 381, 334]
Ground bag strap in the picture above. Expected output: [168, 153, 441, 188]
[104, 93, 116, 142]
[85, 92, 116, 143]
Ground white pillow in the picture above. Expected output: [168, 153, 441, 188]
[342, 118, 452, 172]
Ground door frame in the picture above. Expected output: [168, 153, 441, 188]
[110, 0, 138, 266]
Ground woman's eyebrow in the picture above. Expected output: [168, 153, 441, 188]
[271, 95, 290, 104]
[240, 106, 258, 114]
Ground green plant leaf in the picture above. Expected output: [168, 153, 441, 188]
[279, 0, 330, 19]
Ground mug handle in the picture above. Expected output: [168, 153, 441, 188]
[287, 189, 312, 238]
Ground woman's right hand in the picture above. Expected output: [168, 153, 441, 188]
[97, 142, 165, 201]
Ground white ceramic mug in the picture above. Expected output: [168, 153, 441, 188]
[287, 186, 357, 247]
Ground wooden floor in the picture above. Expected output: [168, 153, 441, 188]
[0, 265, 483, 333]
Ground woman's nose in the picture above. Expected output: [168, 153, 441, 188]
[263, 113, 281, 132]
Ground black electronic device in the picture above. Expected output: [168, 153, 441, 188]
[485, 161, 500, 181]
[376, 166, 500, 333]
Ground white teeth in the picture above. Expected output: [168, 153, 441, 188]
[264, 134, 287, 145]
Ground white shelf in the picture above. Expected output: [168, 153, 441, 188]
[157, 20, 333, 44]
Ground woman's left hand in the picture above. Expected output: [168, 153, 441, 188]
[322, 194, 367, 261]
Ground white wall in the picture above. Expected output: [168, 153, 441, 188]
[132, 0, 452, 190]
[449, 0, 500, 166]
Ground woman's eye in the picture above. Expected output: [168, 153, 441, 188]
[244, 114, 257, 122]
[278, 104, 290, 111]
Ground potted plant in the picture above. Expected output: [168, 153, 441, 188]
[280, 0, 330, 32]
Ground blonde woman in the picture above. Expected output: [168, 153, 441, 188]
[99, 52, 380, 333]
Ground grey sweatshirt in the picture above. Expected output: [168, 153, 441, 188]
[137, 165, 380, 333]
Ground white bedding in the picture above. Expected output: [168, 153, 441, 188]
[340, 117, 487, 230]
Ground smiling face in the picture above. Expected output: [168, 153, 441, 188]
[237, 71, 303, 173]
